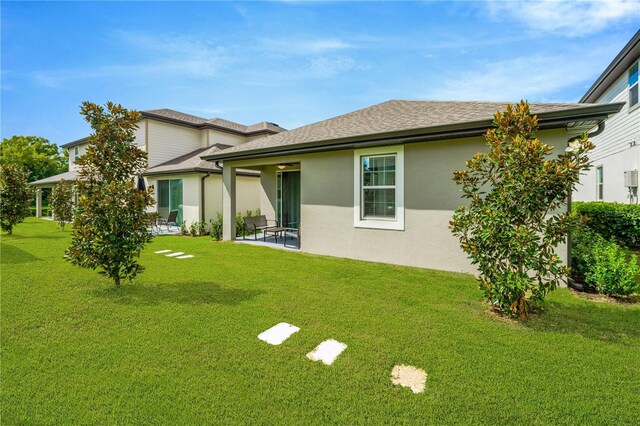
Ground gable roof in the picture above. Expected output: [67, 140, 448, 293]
[141, 109, 286, 135]
[581, 29, 640, 103]
[144, 144, 259, 177]
[60, 109, 286, 148]
[201, 100, 624, 161]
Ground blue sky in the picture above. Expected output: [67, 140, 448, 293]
[1, 1, 639, 146]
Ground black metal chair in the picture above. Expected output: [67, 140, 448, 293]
[157, 210, 179, 232]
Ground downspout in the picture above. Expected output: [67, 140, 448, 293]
[200, 172, 211, 222]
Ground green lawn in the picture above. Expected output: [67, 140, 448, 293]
[2, 218, 639, 424]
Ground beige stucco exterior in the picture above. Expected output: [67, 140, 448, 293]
[224, 129, 570, 273]
[145, 173, 260, 227]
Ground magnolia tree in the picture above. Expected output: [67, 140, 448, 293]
[450, 101, 593, 319]
[0, 164, 34, 235]
[65, 102, 155, 285]
[50, 179, 74, 230]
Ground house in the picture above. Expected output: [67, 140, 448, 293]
[30, 109, 285, 226]
[202, 100, 622, 273]
[574, 30, 640, 204]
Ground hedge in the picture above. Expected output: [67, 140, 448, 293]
[572, 202, 640, 248]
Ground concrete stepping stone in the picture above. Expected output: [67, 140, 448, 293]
[154, 250, 172, 254]
[176, 255, 194, 259]
[166, 252, 184, 257]
[390, 364, 427, 394]
[306, 339, 347, 365]
[258, 322, 300, 345]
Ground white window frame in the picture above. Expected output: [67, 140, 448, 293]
[353, 145, 404, 230]
[73, 146, 79, 160]
[596, 165, 604, 201]
[629, 61, 639, 110]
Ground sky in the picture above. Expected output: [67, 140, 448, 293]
[1, 1, 639, 146]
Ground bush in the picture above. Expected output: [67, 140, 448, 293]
[572, 228, 640, 296]
[573, 202, 640, 248]
[188, 220, 209, 237]
[210, 213, 223, 241]
[450, 102, 593, 318]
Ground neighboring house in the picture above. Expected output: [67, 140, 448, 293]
[574, 30, 640, 204]
[203, 100, 622, 273]
[31, 109, 285, 225]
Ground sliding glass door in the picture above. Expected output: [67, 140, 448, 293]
[276, 171, 300, 228]
[157, 179, 183, 224]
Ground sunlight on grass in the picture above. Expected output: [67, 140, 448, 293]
[2, 218, 639, 424]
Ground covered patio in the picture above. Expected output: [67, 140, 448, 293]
[30, 170, 78, 218]
[218, 159, 301, 249]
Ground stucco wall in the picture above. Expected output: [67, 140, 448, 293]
[204, 174, 261, 220]
[232, 129, 570, 274]
[147, 172, 261, 227]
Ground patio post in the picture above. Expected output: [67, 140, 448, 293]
[222, 165, 237, 240]
[35, 188, 43, 218]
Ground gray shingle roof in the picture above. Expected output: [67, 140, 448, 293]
[144, 144, 259, 176]
[142, 109, 286, 135]
[202, 100, 623, 160]
[30, 170, 78, 186]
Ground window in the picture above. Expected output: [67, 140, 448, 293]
[630, 62, 639, 108]
[596, 166, 604, 200]
[73, 146, 79, 160]
[354, 145, 404, 230]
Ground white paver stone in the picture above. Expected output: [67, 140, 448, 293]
[258, 322, 300, 345]
[154, 250, 172, 254]
[390, 364, 427, 394]
[306, 339, 347, 365]
[176, 255, 194, 259]
[166, 252, 184, 257]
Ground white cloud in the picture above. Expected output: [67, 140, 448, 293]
[31, 31, 235, 87]
[308, 56, 357, 77]
[425, 54, 602, 102]
[487, 0, 640, 37]
[260, 37, 355, 55]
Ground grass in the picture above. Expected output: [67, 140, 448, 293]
[2, 218, 639, 425]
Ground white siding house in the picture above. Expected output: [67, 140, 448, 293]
[574, 30, 640, 204]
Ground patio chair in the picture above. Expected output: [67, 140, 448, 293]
[157, 210, 179, 233]
[243, 215, 279, 240]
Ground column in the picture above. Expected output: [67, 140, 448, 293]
[222, 165, 237, 240]
[35, 188, 43, 218]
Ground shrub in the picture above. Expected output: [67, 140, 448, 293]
[210, 213, 223, 241]
[0, 164, 34, 235]
[65, 102, 155, 286]
[572, 228, 640, 296]
[49, 179, 74, 230]
[450, 101, 594, 318]
[573, 202, 640, 248]
[188, 220, 209, 237]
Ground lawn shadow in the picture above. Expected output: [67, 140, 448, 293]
[0, 244, 42, 264]
[523, 300, 640, 343]
[92, 280, 265, 306]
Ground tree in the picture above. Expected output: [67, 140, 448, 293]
[450, 101, 594, 319]
[0, 136, 68, 182]
[65, 102, 155, 285]
[50, 179, 74, 230]
[0, 164, 35, 235]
